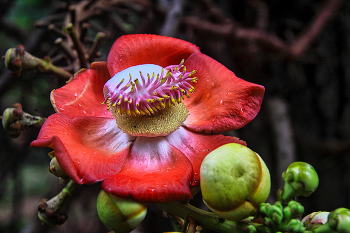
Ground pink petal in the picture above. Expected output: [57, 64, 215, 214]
[166, 127, 246, 186]
[183, 52, 265, 133]
[107, 34, 200, 76]
[52, 62, 112, 118]
[31, 113, 135, 184]
[102, 136, 193, 203]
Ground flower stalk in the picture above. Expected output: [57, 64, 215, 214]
[3, 45, 72, 79]
[156, 202, 246, 233]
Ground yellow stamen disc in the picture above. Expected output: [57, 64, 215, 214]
[112, 102, 188, 137]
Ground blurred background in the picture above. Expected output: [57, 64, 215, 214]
[0, 0, 349, 232]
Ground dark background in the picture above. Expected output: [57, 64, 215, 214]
[0, 0, 349, 232]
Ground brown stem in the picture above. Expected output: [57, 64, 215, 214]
[182, 0, 343, 59]
[64, 23, 89, 68]
[245, 0, 269, 29]
[48, 24, 68, 39]
[55, 38, 76, 61]
[290, 0, 343, 57]
[88, 32, 106, 63]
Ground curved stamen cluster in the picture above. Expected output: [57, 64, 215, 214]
[104, 60, 197, 116]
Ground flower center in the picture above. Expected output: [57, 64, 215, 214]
[103, 60, 197, 137]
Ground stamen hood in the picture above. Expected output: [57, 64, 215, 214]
[103, 62, 196, 116]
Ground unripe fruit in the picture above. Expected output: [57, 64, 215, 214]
[96, 190, 147, 233]
[200, 143, 270, 221]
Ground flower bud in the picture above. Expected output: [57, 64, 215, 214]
[280, 162, 319, 202]
[260, 200, 305, 231]
[327, 208, 350, 233]
[49, 157, 68, 178]
[302, 211, 330, 230]
[4, 45, 40, 74]
[37, 181, 76, 226]
[4, 46, 23, 72]
[260, 202, 283, 225]
[96, 190, 147, 233]
[200, 143, 270, 221]
[2, 107, 21, 137]
[2, 103, 46, 138]
[306, 208, 350, 233]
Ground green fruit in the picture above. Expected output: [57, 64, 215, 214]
[200, 143, 270, 221]
[96, 190, 147, 233]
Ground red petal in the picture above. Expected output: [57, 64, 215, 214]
[107, 34, 200, 76]
[183, 52, 265, 133]
[166, 127, 246, 186]
[31, 113, 135, 184]
[52, 62, 112, 118]
[102, 136, 193, 203]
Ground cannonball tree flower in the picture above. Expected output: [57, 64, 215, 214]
[31, 34, 265, 203]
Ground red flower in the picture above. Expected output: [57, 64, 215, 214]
[31, 35, 265, 203]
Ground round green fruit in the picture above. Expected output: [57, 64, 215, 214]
[96, 190, 147, 233]
[200, 143, 270, 221]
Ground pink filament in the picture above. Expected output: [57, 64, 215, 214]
[104, 61, 197, 116]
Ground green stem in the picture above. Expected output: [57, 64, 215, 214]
[35, 56, 73, 79]
[62, 180, 77, 196]
[4, 45, 73, 79]
[156, 202, 248, 233]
